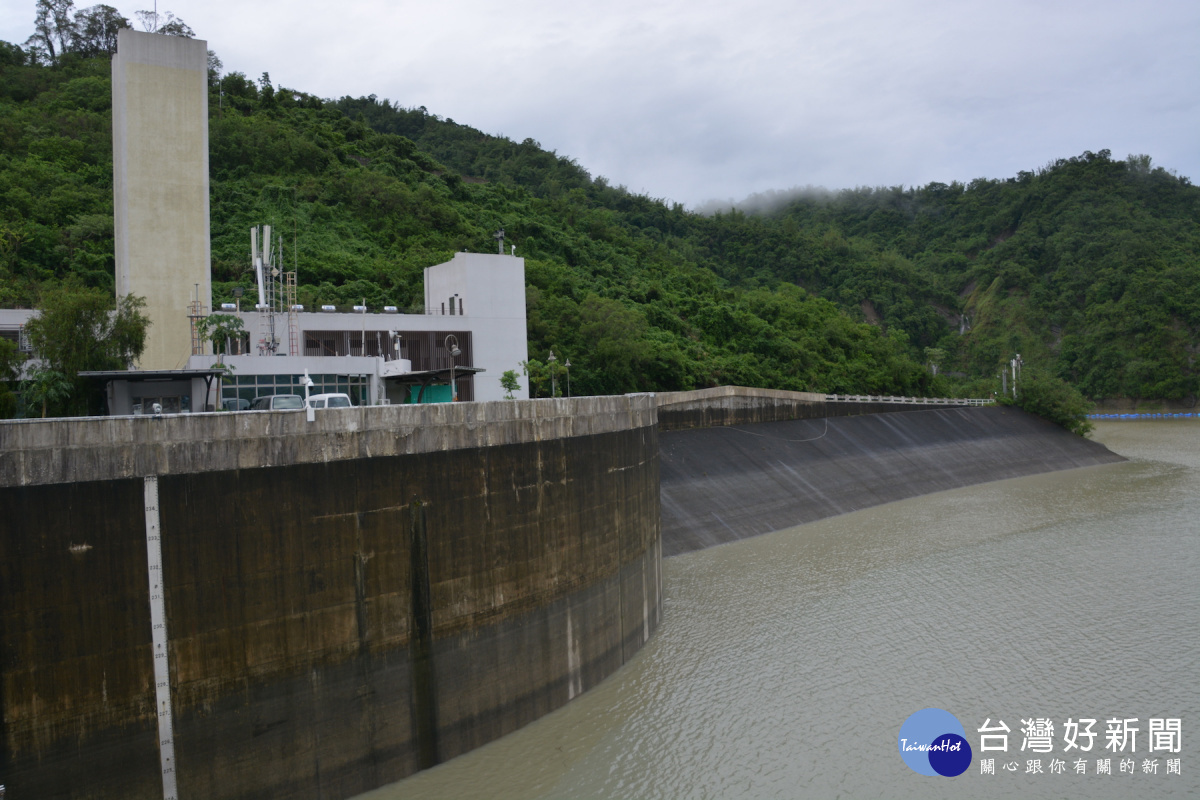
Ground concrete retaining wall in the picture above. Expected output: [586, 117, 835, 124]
[0, 396, 661, 799]
[659, 405, 1125, 556]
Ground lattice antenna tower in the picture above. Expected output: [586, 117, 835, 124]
[285, 218, 299, 356]
[188, 282, 207, 355]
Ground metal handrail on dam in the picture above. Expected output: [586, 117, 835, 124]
[825, 394, 994, 405]
[653, 385, 994, 432]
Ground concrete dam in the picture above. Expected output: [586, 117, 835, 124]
[0, 389, 1122, 798]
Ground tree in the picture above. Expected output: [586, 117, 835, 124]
[22, 366, 71, 418]
[73, 4, 129, 56]
[500, 369, 520, 399]
[577, 295, 651, 393]
[0, 338, 22, 418]
[24, 282, 150, 416]
[0, 40, 27, 66]
[1006, 367, 1093, 437]
[134, 9, 193, 36]
[23, 1, 131, 63]
[26, 0, 76, 64]
[521, 356, 567, 397]
[155, 12, 193, 37]
[520, 359, 548, 397]
[198, 313, 245, 365]
[207, 48, 222, 86]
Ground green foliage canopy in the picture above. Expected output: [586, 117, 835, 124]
[1005, 367, 1094, 436]
[2, 29, 1198, 406]
[24, 280, 149, 414]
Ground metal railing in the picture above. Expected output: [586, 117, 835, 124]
[824, 394, 995, 406]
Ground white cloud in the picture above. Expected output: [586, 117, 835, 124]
[2, 0, 1197, 207]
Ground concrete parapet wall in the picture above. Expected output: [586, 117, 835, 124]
[0, 394, 655, 488]
[0, 397, 661, 799]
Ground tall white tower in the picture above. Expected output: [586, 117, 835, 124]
[112, 29, 211, 369]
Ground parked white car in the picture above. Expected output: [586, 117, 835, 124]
[307, 393, 353, 409]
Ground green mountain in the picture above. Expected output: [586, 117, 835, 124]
[2, 40, 1198, 404]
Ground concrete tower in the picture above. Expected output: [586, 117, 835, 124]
[112, 29, 211, 370]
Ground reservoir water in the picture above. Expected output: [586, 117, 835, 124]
[358, 421, 1198, 799]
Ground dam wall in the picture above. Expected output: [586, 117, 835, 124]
[659, 404, 1125, 556]
[0, 396, 662, 799]
[1, 387, 1126, 797]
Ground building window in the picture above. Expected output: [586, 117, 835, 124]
[222, 373, 370, 406]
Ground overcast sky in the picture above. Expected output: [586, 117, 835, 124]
[3, 0, 1197, 208]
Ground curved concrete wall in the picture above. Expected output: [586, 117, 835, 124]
[0, 397, 661, 799]
[660, 405, 1125, 556]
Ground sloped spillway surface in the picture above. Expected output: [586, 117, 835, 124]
[659, 406, 1125, 556]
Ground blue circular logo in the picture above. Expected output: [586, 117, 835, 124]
[898, 708, 972, 777]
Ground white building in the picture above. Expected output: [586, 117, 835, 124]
[187, 251, 529, 409]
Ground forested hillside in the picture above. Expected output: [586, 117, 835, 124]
[2, 33, 1198, 403]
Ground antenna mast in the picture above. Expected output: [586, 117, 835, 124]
[251, 224, 279, 354]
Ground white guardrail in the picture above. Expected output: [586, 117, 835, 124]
[825, 395, 995, 406]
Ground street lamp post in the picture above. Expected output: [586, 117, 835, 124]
[445, 334, 461, 401]
[565, 358, 571, 398]
[547, 350, 557, 397]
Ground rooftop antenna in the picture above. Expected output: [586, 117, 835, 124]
[250, 225, 271, 309]
[494, 228, 505, 255]
[250, 224, 278, 354]
[251, 226, 263, 307]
